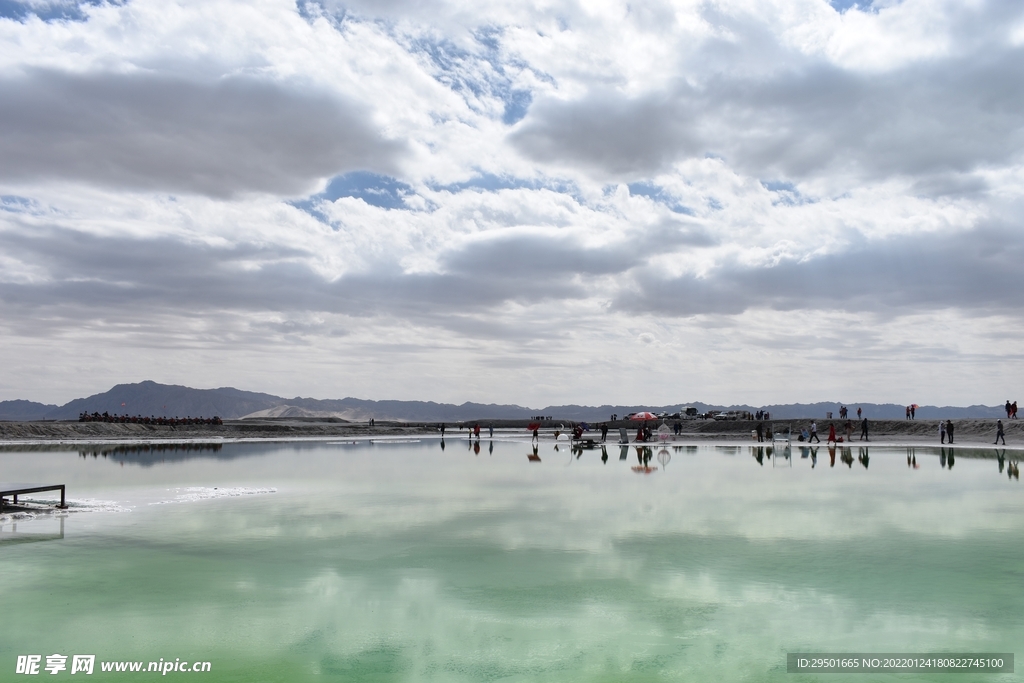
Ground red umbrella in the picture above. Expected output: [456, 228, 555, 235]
[527, 422, 541, 431]
[630, 412, 657, 421]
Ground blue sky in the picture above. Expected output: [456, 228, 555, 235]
[0, 0, 1022, 407]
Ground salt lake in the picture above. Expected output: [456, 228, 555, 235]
[1, 439, 1021, 682]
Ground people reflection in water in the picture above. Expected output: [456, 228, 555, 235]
[810, 447, 817, 468]
[601, 445, 608, 464]
[858, 447, 869, 469]
[906, 447, 919, 469]
[997, 450, 1006, 473]
[473, 440, 480, 455]
[940, 447, 956, 469]
[619, 445, 629, 460]
[634, 446, 652, 466]
[1008, 460, 1019, 480]
[841, 448, 854, 468]
[489, 440, 493, 455]
[754, 447, 764, 466]
[528, 445, 541, 462]
[440, 439, 445, 451]
[829, 444, 836, 467]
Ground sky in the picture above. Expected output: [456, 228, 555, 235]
[1, 0, 1023, 407]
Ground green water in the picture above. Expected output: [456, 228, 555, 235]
[0, 440, 1021, 682]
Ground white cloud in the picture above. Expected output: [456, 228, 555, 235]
[0, 0, 1022, 406]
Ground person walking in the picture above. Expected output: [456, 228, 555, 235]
[809, 422, 820, 443]
[995, 420, 1006, 445]
[827, 423, 837, 443]
[860, 417, 869, 441]
[946, 420, 955, 444]
[857, 407, 862, 419]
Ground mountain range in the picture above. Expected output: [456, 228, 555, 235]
[0, 380, 1011, 422]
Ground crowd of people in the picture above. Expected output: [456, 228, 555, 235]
[78, 412, 223, 426]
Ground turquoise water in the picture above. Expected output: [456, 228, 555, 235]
[0, 440, 1021, 682]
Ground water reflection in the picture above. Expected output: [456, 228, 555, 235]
[939, 447, 957, 469]
[771, 445, 792, 467]
[907, 447, 919, 469]
[39, 439, 1023, 483]
[0, 441, 1021, 683]
[657, 448, 670, 469]
[78, 443, 227, 467]
[0, 517, 64, 546]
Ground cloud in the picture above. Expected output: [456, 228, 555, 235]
[511, 20, 1024, 187]
[618, 222, 1024, 317]
[1, 0, 1023, 405]
[510, 90, 700, 178]
[0, 69, 405, 197]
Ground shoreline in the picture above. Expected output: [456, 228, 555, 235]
[0, 417, 1021, 453]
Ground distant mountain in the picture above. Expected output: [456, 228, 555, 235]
[44, 381, 283, 420]
[0, 399, 59, 421]
[0, 380, 1010, 422]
